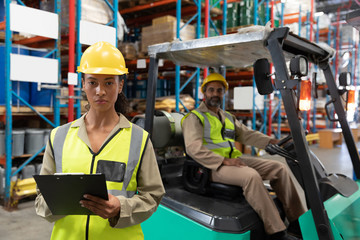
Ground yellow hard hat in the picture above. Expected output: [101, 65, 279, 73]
[77, 41, 128, 75]
[201, 73, 229, 93]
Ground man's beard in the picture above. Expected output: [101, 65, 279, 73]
[205, 96, 222, 108]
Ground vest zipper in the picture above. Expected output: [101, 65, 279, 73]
[86, 154, 97, 240]
[221, 115, 234, 158]
[84, 128, 122, 239]
[228, 140, 234, 158]
[85, 215, 90, 240]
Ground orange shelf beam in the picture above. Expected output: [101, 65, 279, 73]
[126, 5, 198, 26]
[0, 21, 5, 30]
[13, 36, 51, 45]
[226, 71, 253, 80]
[280, 15, 308, 25]
[13, 35, 69, 48]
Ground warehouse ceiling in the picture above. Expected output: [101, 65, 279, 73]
[316, 0, 360, 21]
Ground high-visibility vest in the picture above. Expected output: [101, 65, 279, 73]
[49, 120, 149, 240]
[182, 109, 242, 159]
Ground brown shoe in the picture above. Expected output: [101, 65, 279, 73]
[287, 220, 302, 239]
[270, 231, 301, 240]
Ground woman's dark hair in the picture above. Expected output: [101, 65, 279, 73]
[115, 91, 129, 115]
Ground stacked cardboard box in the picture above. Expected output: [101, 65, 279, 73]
[141, 15, 196, 53]
[131, 94, 195, 113]
[119, 43, 137, 60]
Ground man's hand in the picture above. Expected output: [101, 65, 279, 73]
[223, 158, 247, 168]
[269, 139, 279, 145]
[80, 194, 120, 219]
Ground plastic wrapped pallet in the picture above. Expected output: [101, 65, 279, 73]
[42, 0, 128, 40]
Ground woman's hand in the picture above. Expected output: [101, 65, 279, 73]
[80, 194, 120, 219]
[223, 158, 247, 168]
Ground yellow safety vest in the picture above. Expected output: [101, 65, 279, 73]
[182, 109, 242, 159]
[49, 120, 149, 240]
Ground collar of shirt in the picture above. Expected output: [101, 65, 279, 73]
[198, 101, 226, 123]
[70, 112, 131, 149]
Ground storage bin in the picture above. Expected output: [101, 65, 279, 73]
[29, 49, 55, 107]
[21, 164, 35, 179]
[0, 166, 18, 195]
[0, 130, 4, 156]
[35, 163, 43, 175]
[0, 166, 3, 195]
[12, 129, 25, 157]
[43, 128, 52, 146]
[25, 128, 45, 155]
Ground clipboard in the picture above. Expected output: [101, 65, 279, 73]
[34, 174, 108, 215]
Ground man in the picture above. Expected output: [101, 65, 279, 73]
[181, 73, 305, 240]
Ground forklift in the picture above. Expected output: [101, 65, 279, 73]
[138, 27, 360, 240]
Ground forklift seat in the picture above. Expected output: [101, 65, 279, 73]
[182, 158, 244, 200]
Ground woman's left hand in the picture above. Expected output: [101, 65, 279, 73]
[80, 194, 121, 219]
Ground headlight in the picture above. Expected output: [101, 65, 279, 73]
[339, 72, 351, 87]
[290, 55, 308, 77]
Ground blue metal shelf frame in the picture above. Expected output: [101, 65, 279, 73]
[252, 0, 284, 139]
[293, 4, 323, 132]
[4, 0, 61, 207]
[175, 0, 227, 112]
[75, 0, 119, 118]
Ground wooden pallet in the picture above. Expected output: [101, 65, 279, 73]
[0, 106, 53, 115]
[0, 32, 28, 42]
[227, 24, 255, 34]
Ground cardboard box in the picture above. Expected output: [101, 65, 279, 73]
[119, 43, 137, 60]
[152, 15, 177, 25]
[141, 21, 195, 52]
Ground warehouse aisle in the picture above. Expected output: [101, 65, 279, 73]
[0, 141, 358, 240]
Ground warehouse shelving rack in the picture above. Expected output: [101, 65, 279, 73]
[2, 0, 121, 208]
[74, 0, 119, 119]
[175, 0, 201, 111]
[173, 0, 229, 112]
[249, 1, 287, 137]
[3, 0, 61, 208]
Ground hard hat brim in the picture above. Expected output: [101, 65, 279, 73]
[201, 79, 229, 93]
[77, 66, 129, 75]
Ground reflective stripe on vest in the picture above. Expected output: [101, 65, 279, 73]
[184, 109, 242, 158]
[122, 124, 143, 197]
[51, 121, 145, 198]
[49, 120, 148, 240]
[52, 122, 72, 173]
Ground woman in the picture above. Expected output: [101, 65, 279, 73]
[35, 41, 165, 240]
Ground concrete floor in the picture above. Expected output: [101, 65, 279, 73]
[0, 200, 53, 239]
[0, 141, 358, 240]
